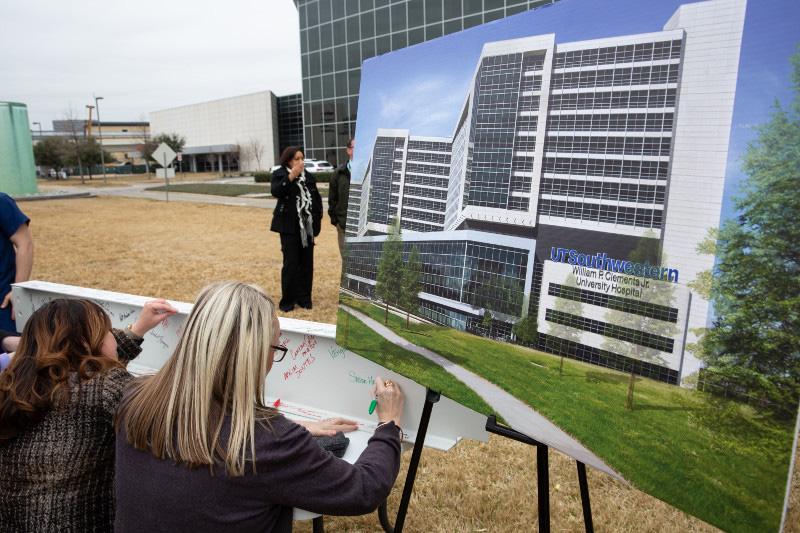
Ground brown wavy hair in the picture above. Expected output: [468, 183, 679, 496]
[278, 146, 303, 168]
[0, 299, 121, 442]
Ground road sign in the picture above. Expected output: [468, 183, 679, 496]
[152, 142, 177, 167]
[177, 152, 182, 162]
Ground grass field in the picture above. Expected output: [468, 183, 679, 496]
[338, 296, 796, 532]
[16, 193, 800, 532]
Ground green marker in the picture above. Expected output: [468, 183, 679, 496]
[368, 393, 378, 414]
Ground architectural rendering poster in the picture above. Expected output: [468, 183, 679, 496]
[335, 0, 800, 530]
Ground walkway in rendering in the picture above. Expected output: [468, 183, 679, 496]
[341, 304, 625, 482]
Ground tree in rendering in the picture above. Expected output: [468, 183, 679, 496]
[375, 217, 404, 325]
[602, 233, 678, 409]
[472, 276, 523, 317]
[481, 305, 493, 337]
[690, 49, 800, 418]
[546, 272, 585, 377]
[513, 313, 539, 348]
[399, 245, 423, 329]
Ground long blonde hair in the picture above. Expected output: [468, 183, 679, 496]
[115, 281, 279, 476]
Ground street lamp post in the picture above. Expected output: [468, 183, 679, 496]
[32, 122, 42, 178]
[95, 96, 107, 184]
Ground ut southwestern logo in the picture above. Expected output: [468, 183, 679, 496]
[550, 247, 679, 283]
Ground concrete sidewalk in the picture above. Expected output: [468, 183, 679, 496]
[340, 304, 625, 482]
[34, 177, 294, 209]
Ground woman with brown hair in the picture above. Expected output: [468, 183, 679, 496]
[0, 297, 178, 531]
[115, 281, 404, 532]
[270, 146, 323, 312]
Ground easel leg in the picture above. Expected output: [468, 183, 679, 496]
[577, 461, 594, 533]
[485, 415, 550, 533]
[538, 444, 550, 533]
[380, 388, 441, 533]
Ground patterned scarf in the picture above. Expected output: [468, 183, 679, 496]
[294, 173, 315, 248]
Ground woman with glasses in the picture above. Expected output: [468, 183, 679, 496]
[0, 297, 179, 531]
[114, 281, 405, 532]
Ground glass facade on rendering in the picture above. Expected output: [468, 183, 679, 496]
[539, 37, 683, 229]
[295, 0, 558, 167]
[345, 237, 531, 336]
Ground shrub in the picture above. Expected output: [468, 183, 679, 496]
[312, 171, 335, 183]
[253, 171, 334, 183]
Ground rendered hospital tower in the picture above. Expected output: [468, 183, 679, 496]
[343, 0, 745, 385]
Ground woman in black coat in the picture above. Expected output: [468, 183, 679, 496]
[270, 146, 323, 312]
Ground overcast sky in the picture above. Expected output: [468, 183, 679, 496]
[1, 0, 302, 129]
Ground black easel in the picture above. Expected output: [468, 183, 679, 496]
[485, 415, 593, 533]
[378, 387, 440, 533]
[313, 388, 441, 533]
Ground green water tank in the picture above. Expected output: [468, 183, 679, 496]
[0, 102, 38, 196]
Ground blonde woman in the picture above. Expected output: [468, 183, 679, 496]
[114, 281, 404, 532]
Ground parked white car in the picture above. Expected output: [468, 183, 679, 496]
[270, 159, 334, 173]
[304, 159, 334, 173]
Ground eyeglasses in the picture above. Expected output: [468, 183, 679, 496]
[270, 344, 288, 362]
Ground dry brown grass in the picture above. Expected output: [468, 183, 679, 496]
[20, 195, 799, 532]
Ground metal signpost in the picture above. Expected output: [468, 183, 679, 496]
[152, 142, 177, 202]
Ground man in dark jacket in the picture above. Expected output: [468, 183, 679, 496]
[328, 138, 353, 258]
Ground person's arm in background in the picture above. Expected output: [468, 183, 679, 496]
[0, 330, 19, 353]
[0, 330, 19, 371]
[328, 169, 340, 226]
[1, 223, 34, 319]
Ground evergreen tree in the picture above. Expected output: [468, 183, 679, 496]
[694, 50, 800, 418]
[151, 132, 187, 155]
[375, 217, 403, 325]
[399, 245, 422, 329]
[513, 314, 539, 347]
[472, 276, 523, 316]
[33, 137, 66, 172]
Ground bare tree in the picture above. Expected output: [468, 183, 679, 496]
[240, 136, 266, 171]
[61, 109, 88, 184]
[204, 153, 217, 173]
[134, 114, 156, 179]
[228, 144, 241, 174]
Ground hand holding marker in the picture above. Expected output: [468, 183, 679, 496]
[368, 377, 405, 429]
[369, 393, 378, 414]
